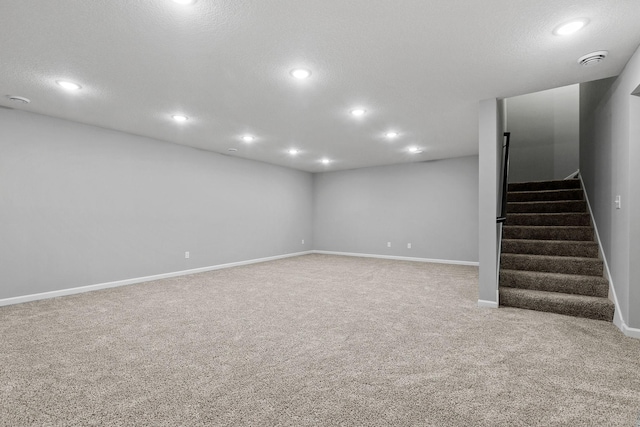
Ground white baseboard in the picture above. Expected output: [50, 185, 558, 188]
[612, 301, 640, 339]
[477, 299, 499, 308]
[312, 250, 479, 266]
[579, 174, 615, 296]
[5, 248, 633, 335]
[0, 251, 313, 308]
[621, 324, 640, 339]
[579, 175, 639, 340]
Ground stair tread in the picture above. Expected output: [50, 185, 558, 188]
[507, 179, 581, 192]
[500, 269, 609, 297]
[509, 179, 580, 185]
[499, 287, 614, 321]
[506, 200, 587, 213]
[503, 225, 592, 230]
[502, 225, 594, 241]
[500, 287, 612, 305]
[508, 200, 585, 205]
[508, 189, 582, 195]
[506, 212, 589, 217]
[501, 253, 602, 262]
[501, 239, 600, 258]
[502, 225, 595, 242]
[501, 253, 603, 276]
[500, 269, 608, 283]
[502, 238, 597, 244]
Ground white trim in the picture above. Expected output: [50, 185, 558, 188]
[622, 324, 640, 339]
[579, 175, 616, 298]
[0, 251, 313, 307]
[477, 299, 499, 308]
[614, 306, 640, 339]
[312, 250, 479, 266]
[564, 169, 580, 180]
[579, 175, 639, 339]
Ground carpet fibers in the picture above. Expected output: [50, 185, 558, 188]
[500, 178, 615, 321]
[1, 254, 639, 426]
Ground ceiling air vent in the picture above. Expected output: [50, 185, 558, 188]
[6, 95, 30, 104]
[578, 51, 608, 67]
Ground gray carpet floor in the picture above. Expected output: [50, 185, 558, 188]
[1, 254, 639, 426]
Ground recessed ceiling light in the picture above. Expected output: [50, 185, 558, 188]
[241, 135, 255, 142]
[408, 146, 423, 154]
[172, 115, 189, 122]
[6, 95, 30, 104]
[320, 158, 331, 165]
[554, 19, 589, 36]
[350, 108, 366, 116]
[386, 131, 399, 138]
[290, 68, 311, 79]
[56, 80, 82, 91]
[172, 0, 197, 4]
[288, 149, 299, 155]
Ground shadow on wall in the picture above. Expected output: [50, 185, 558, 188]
[505, 84, 579, 183]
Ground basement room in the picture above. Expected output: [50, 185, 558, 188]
[2, 1, 640, 425]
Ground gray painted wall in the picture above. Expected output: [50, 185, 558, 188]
[507, 85, 579, 183]
[313, 156, 479, 263]
[478, 98, 503, 305]
[580, 42, 640, 330]
[0, 109, 313, 299]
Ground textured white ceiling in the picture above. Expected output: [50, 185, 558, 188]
[2, 0, 640, 172]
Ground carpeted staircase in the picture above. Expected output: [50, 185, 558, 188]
[499, 178, 615, 321]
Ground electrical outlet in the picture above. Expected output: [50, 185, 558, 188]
[615, 195, 621, 209]
[407, 243, 412, 249]
[185, 251, 190, 259]
[387, 242, 391, 248]
[302, 239, 305, 244]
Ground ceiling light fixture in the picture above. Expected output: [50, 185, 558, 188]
[56, 80, 82, 91]
[172, 115, 189, 122]
[290, 68, 311, 79]
[386, 131, 399, 138]
[408, 146, 423, 154]
[350, 108, 366, 116]
[288, 149, 299, 155]
[242, 135, 255, 142]
[228, 148, 238, 152]
[321, 158, 331, 165]
[554, 19, 589, 36]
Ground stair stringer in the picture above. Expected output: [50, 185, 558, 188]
[578, 174, 639, 338]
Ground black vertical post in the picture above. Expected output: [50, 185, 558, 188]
[497, 132, 511, 223]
